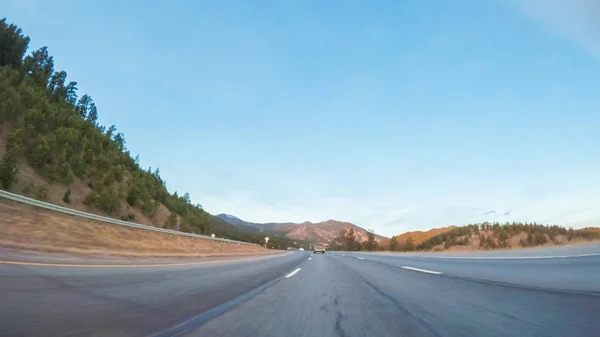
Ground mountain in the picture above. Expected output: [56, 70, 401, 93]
[217, 214, 389, 243]
[216, 214, 246, 226]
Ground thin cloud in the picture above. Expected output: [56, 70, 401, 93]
[510, 0, 600, 58]
[197, 182, 600, 237]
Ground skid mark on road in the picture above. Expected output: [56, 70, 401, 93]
[358, 274, 443, 337]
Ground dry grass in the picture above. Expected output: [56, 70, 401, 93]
[0, 199, 275, 258]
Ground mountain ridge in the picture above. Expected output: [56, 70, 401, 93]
[216, 213, 388, 243]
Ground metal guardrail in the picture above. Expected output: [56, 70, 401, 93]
[0, 189, 260, 246]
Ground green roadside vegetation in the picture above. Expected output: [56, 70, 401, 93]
[0, 18, 303, 249]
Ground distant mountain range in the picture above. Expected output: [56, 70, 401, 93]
[216, 214, 389, 243]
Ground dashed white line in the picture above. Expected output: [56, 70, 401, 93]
[285, 268, 302, 278]
[171, 329, 188, 337]
[308, 257, 312, 261]
[400, 266, 443, 275]
[356, 257, 365, 260]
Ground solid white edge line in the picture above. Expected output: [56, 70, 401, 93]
[285, 267, 302, 278]
[380, 252, 600, 260]
[400, 266, 443, 275]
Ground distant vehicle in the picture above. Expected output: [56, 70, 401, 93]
[299, 248, 304, 251]
[287, 247, 292, 251]
[313, 243, 326, 254]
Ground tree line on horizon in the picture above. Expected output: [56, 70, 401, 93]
[388, 222, 600, 252]
[0, 18, 307, 249]
[327, 222, 599, 252]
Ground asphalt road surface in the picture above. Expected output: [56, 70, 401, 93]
[1, 244, 599, 337]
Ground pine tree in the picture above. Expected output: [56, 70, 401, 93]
[0, 18, 30, 68]
[62, 189, 71, 203]
[389, 236, 399, 251]
[0, 151, 19, 189]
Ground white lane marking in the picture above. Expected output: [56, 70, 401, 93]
[342, 254, 346, 256]
[400, 266, 443, 275]
[171, 329, 188, 337]
[285, 268, 302, 278]
[379, 252, 600, 260]
[356, 257, 365, 260]
[308, 257, 312, 260]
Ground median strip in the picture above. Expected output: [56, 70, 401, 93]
[399, 266, 443, 275]
[285, 267, 302, 278]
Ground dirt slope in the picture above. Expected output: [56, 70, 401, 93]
[0, 199, 272, 257]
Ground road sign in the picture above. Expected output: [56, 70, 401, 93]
[265, 236, 269, 243]
[211, 233, 215, 238]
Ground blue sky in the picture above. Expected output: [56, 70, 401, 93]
[2, 0, 600, 236]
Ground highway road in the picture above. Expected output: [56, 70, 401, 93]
[1, 244, 599, 337]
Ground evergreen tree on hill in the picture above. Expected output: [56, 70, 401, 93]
[0, 18, 307, 248]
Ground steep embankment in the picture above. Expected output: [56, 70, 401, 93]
[0, 199, 274, 257]
[0, 18, 300, 251]
[0, 127, 172, 227]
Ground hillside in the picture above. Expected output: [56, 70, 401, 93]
[0, 19, 301, 250]
[392, 226, 456, 247]
[389, 222, 600, 252]
[217, 214, 388, 243]
[0, 198, 274, 257]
